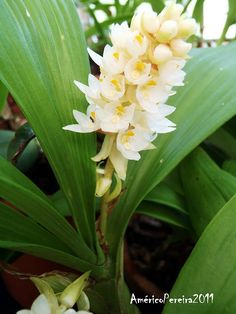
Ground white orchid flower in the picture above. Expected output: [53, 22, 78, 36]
[126, 31, 148, 57]
[110, 21, 130, 49]
[16, 294, 93, 314]
[124, 58, 151, 85]
[74, 74, 101, 102]
[63, 105, 99, 133]
[159, 58, 186, 86]
[152, 44, 173, 64]
[170, 39, 192, 57]
[16, 294, 51, 314]
[97, 103, 135, 133]
[145, 113, 176, 133]
[136, 78, 170, 112]
[117, 128, 153, 160]
[102, 45, 127, 74]
[100, 74, 125, 101]
[87, 47, 103, 67]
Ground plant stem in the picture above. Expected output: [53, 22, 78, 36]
[99, 159, 114, 239]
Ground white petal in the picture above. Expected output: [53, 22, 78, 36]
[74, 80, 89, 95]
[110, 145, 128, 180]
[87, 47, 102, 67]
[64, 310, 77, 314]
[16, 311, 32, 314]
[92, 135, 115, 162]
[63, 124, 94, 133]
[95, 177, 112, 197]
[124, 58, 151, 84]
[73, 110, 90, 125]
[31, 294, 51, 314]
[158, 104, 176, 116]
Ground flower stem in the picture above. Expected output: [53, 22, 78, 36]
[99, 159, 114, 240]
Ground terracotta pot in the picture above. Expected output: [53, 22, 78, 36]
[2, 254, 73, 308]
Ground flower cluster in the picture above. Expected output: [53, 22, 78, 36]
[63, 1, 196, 193]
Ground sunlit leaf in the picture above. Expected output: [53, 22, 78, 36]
[0, 0, 97, 250]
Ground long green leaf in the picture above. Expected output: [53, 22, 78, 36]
[206, 128, 236, 159]
[0, 80, 8, 112]
[145, 182, 186, 214]
[0, 0, 97, 250]
[136, 201, 191, 230]
[0, 156, 96, 262]
[180, 147, 236, 236]
[223, 160, 236, 177]
[107, 43, 236, 256]
[163, 194, 236, 314]
[0, 201, 68, 251]
[0, 241, 105, 277]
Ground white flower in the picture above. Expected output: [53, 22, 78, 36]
[160, 2, 184, 21]
[117, 128, 153, 160]
[97, 103, 135, 133]
[152, 44, 173, 64]
[110, 21, 130, 49]
[142, 10, 160, 34]
[74, 74, 100, 101]
[159, 58, 186, 86]
[156, 20, 178, 43]
[126, 31, 148, 57]
[87, 47, 103, 67]
[63, 106, 99, 133]
[16, 294, 51, 314]
[100, 74, 125, 101]
[177, 18, 197, 39]
[136, 78, 170, 112]
[170, 39, 192, 57]
[124, 58, 151, 84]
[102, 45, 127, 74]
[145, 112, 176, 133]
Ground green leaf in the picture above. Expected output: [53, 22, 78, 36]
[107, 43, 236, 256]
[0, 130, 14, 158]
[180, 147, 236, 236]
[145, 182, 186, 214]
[0, 200, 69, 251]
[223, 160, 236, 177]
[192, 0, 204, 25]
[50, 190, 71, 217]
[0, 155, 97, 263]
[206, 127, 236, 159]
[136, 201, 191, 230]
[0, 0, 97, 250]
[163, 194, 236, 314]
[0, 241, 105, 277]
[0, 80, 8, 113]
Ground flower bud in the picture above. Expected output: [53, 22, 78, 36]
[170, 39, 192, 57]
[164, 3, 184, 20]
[130, 12, 142, 31]
[95, 177, 112, 197]
[77, 291, 90, 311]
[178, 18, 196, 39]
[153, 44, 173, 63]
[142, 11, 160, 33]
[156, 20, 178, 42]
[59, 272, 90, 309]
